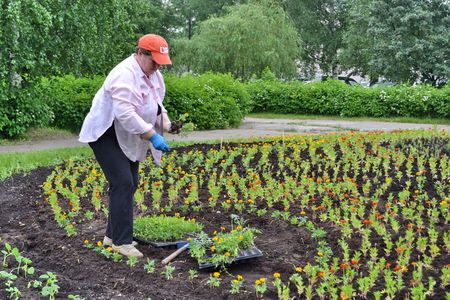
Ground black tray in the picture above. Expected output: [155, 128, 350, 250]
[198, 246, 263, 269]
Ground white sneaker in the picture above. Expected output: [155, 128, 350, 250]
[112, 244, 143, 258]
[103, 236, 138, 247]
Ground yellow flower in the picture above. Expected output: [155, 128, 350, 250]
[317, 252, 324, 257]
[239, 235, 244, 241]
[273, 272, 281, 278]
[236, 225, 243, 231]
[224, 251, 231, 257]
[210, 246, 216, 252]
[255, 279, 261, 285]
[107, 247, 112, 252]
[300, 211, 306, 215]
[83, 239, 89, 245]
[175, 212, 180, 218]
[295, 267, 303, 273]
[97, 241, 103, 247]
[213, 272, 220, 278]
[213, 230, 217, 235]
[259, 277, 266, 283]
[220, 226, 226, 231]
[237, 275, 243, 281]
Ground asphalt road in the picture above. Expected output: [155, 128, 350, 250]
[1, 117, 449, 153]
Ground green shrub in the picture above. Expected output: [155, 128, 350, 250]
[40, 75, 104, 132]
[0, 81, 53, 139]
[245, 79, 450, 118]
[39, 72, 250, 133]
[164, 72, 251, 130]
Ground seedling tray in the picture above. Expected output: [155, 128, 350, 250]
[133, 236, 187, 248]
[198, 246, 263, 269]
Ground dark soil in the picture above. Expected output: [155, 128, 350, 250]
[0, 161, 316, 300]
[0, 139, 448, 299]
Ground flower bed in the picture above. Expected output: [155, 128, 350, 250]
[1, 129, 449, 299]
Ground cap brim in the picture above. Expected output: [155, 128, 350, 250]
[152, 52, 172, 65]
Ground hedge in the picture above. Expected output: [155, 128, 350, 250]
[246, 78, 450, 118]
[1, 73, 448, 139]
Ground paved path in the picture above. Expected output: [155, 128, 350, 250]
[1, 117, 449, 153]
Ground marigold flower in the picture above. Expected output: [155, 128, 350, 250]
[340, 263, 349, 269]
[317, 271, 324, 277]
[394, 265, 402, 272]
[213, 272, 220, 278]
[362, 219, 372, 225]
[273, 272, 280, 278]
[351, 259, 359, 265]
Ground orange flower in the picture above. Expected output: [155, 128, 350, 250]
[340, 263, 349, 269]
[394, 265, 402, 271]
[351, 259, 359, 265]
[362, 219, 372, 225]
[396, 247, 405, 254]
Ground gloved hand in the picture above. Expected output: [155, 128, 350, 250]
[149, 133, 171, 152]
[168, 120, 183, 134]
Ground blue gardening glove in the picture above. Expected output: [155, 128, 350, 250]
[149, 133, 171, 152]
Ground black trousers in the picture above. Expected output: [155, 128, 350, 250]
[89, 125, 139, 245]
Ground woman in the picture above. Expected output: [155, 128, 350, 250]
[79, 34, 180, 257]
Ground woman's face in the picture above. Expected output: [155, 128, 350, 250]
[138, 51, 160, 76]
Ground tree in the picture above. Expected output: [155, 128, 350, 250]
[176, 1, 300, 79]
[282, 0, 348, 76]
[367, 0, 450, 86]
[339, 0, 379, 83]
[167, 0, 244, 39]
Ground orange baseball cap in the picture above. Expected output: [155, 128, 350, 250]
[138, 34, 172, 65]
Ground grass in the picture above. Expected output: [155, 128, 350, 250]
[248, 112, 450, 125]
[0, 147, 93, 181]
[134, 215, 203, 241]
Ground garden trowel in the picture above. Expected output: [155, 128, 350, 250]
[161, 241, 190, 264]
